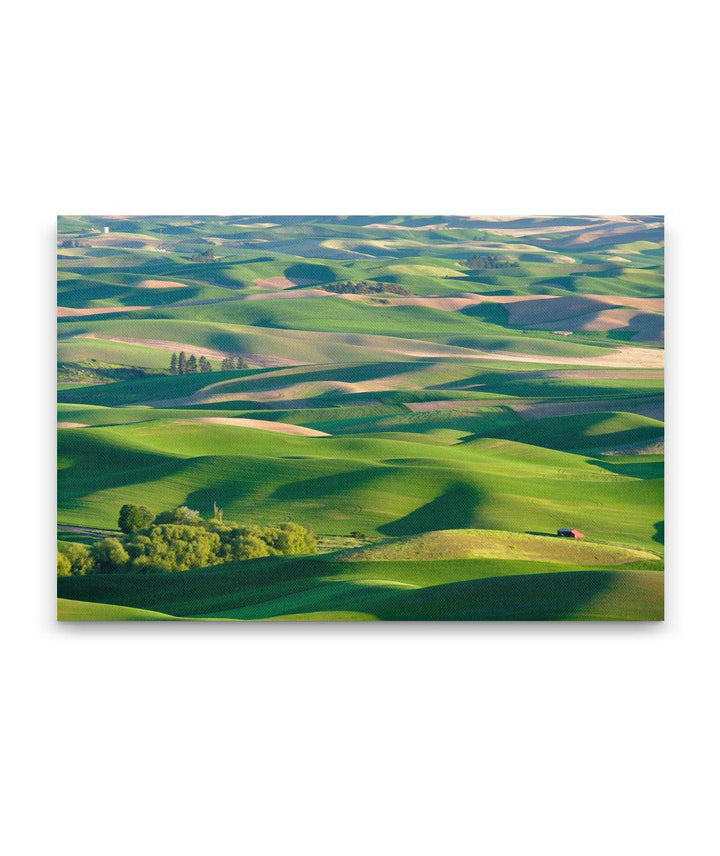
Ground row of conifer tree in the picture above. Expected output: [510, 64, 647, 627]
[169, 352, 248, 374]
[169, 352, 212, 374]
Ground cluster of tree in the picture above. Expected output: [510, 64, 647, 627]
[191, 248, 216, 262]
[322, 281, 412, 296]
[463, 254, 519, 270]
[170, 352, 213, 374]
[220, 355, 248, 371]
[57, 505, 317, 576]
[59, 238, 82, 248]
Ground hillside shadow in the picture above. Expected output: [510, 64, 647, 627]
[653, 521, 664, 545]
[531, 276, 578, 291]
[284, 263, 336, 285]
[365, 571, 621, 620]
[58, 563, 640, 621]
[271, 467, 390, 501]
[458, 303, 510, 325]
[57, 432, 191, 500]
[590, 459, 664, 480]
[379, 482, 482, 536]
[183, 481, 257, 517]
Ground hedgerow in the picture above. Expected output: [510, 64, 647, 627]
[58, 506, 317, 575]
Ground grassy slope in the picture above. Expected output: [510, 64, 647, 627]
[57, 548, 663, 621]
[57, 598, 178, 621]
[58, 421, 663, 553]
[482, 411, 664, 453]
[331, 528, 660, 564]
[57, 216, 664, 620]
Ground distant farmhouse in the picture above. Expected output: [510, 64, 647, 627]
[557, 528, 584, 539]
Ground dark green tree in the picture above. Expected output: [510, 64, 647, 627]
[170, 352, 178, 375]
[118, 503, 155, 534]
[178, 351, 187, 375]
[186, 354, 198, 374]
[199, 356, 212, 372]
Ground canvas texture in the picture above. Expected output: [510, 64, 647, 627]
[57, 216, 664, 621]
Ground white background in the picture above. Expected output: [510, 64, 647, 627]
[2, 1, 718, 854]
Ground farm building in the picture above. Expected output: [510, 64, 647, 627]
[557, 528, 584, 539]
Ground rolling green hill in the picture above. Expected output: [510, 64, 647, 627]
[57, 215, 664, 621]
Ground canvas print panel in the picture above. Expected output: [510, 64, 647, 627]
[57, 216, 664, 620]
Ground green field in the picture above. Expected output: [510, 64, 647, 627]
[57, 215, 664, 620]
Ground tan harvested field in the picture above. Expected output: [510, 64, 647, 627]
[536, 369, 662, 379]
[364, 223, 452, 231]
[252, 276, 321, 290]
[449, 345, 664, 369]
[199, 381, 363, 404]
[580, 308, 664, 340]
[136, 279, 190, 289]
[57, 305, 151, 317]
[587, 295, 664, 311]
[70, 326, 663, 370]
[233, 222, 278, 229]
[339, 293, 485, 312]
[514, 396, 664, 421]
[245, 287, 330, 301]
[82, 233, 161, 249]
[75, 334, 229, 362]
[405, 395, 664, 419]
[405, 400, 516, 412]
[57, 422, 89, 429]
[503, 295, 663, 326]
[484, 224, 601, 237]
[195, 417, 330, 437]
[511, 347, 662, 368]
[362, 333, 664, 368]
[365, 219, 641, 238]
[71, 334, 303, 369]
[332, 292, 662, 329]
[566, 221, 663, 246]
[485, 294, 665, 342]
